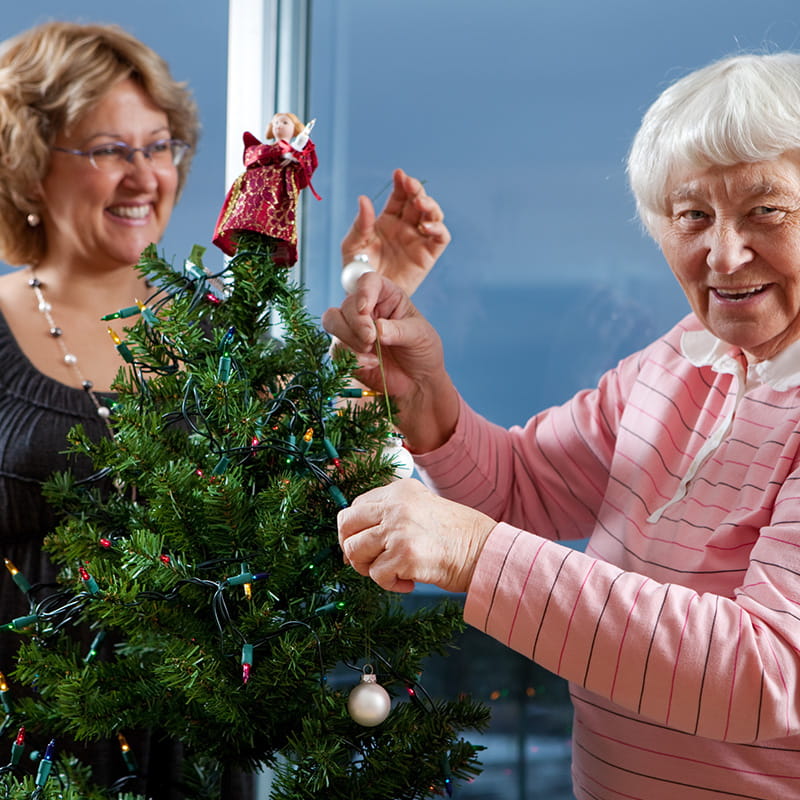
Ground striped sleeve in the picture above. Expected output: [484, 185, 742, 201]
[413, 356, 634, 543]
[464, 520, 800, 743]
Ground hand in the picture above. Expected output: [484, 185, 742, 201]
[337, 479, 496, 593]
[322, 272, 459, 452]
[341, 168, 450, 296]
[323, 272, 441, 394]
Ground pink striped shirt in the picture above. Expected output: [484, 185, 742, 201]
[414, 314, 800, 800]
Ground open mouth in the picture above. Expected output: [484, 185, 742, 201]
[107, 204, 150, 220]
[712, 285, 768, 301]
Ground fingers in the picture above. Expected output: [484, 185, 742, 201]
[321, 302, 376, 354]
[416, 218, 451, 249]
[322, 272, 406, 353]
[383, 169, 441, 225]
[336, 480, 496, 595]
[337, 484, 418, 593]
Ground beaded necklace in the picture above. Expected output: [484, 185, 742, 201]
[27, 267, 114, 431]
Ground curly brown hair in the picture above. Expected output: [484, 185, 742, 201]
[0, 21, 200, 266]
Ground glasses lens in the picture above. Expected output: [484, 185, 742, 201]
[85, 140, 189, 169]
[169, 140, 190, 167]
[88, 143, 130, 170]
[143, 139, 189, 167]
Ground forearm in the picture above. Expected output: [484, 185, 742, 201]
[393, 367, 460, 454]
[466, 523, 800, 743]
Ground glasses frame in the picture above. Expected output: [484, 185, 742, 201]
[51, 138, 191, 170]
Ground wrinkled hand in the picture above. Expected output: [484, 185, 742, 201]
[337, 479, 496, 593]
[323, 272, 460, 452]
[341, 168, 450, 296]
[323, 272, 442, 395]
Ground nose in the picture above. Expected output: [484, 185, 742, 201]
[705, 222, 754, 273]
[121, 151, 159, 190]
[124, 146, 151, 164]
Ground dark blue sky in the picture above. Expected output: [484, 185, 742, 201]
[304, 0, 800, 420]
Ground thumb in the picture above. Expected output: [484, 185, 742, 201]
[374, 317, 405, 346]
[355, 195, 376, 235]
[342, 196, 376, 259]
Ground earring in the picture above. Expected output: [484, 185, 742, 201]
[26, 213, 40, 227]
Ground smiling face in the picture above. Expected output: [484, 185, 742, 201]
[655, 155, 800, 361]
[38, 77, 178, 273]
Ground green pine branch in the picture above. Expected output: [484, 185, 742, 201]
[0, 232, 490, 799]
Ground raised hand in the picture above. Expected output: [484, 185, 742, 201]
[341, 168, 450, 296]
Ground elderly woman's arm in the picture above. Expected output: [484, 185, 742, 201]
[465, 511, 800, 744]
[335, 313, 800, 743]
[338, 450, 800, 745]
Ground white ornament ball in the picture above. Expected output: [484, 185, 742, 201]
[385, 437, 415, 480]
[347, 673, 391, 726]
[341, 255, 375, 294]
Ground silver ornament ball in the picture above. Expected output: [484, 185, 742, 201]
[347, 673, 391, 726]
[341, 254, 375, 294]
[385, 436, 415, 480]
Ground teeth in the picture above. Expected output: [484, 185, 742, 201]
[108, 205, 150, 219]
[716, 285, 765, 299]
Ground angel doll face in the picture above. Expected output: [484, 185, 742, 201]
[271, 114, 295, 142]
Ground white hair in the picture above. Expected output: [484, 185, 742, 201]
[627, 52, 800, 237]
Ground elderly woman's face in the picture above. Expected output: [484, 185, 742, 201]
[657, 155, 800, 361]
[38, 78, 178, 272]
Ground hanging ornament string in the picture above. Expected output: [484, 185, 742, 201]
[372, 322, 393, 428]
[341, 254, 415, 478]
[340, 254, 393, 426]
[27, 267, 114, 434]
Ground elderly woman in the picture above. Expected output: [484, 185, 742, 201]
[324, 52, 800, 800]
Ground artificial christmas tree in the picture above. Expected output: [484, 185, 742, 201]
[0, 230, 488, 798]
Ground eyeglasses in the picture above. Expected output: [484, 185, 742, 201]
[51, 138, 190, 170]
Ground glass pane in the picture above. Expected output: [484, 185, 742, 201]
[304, 2, 800, 798]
